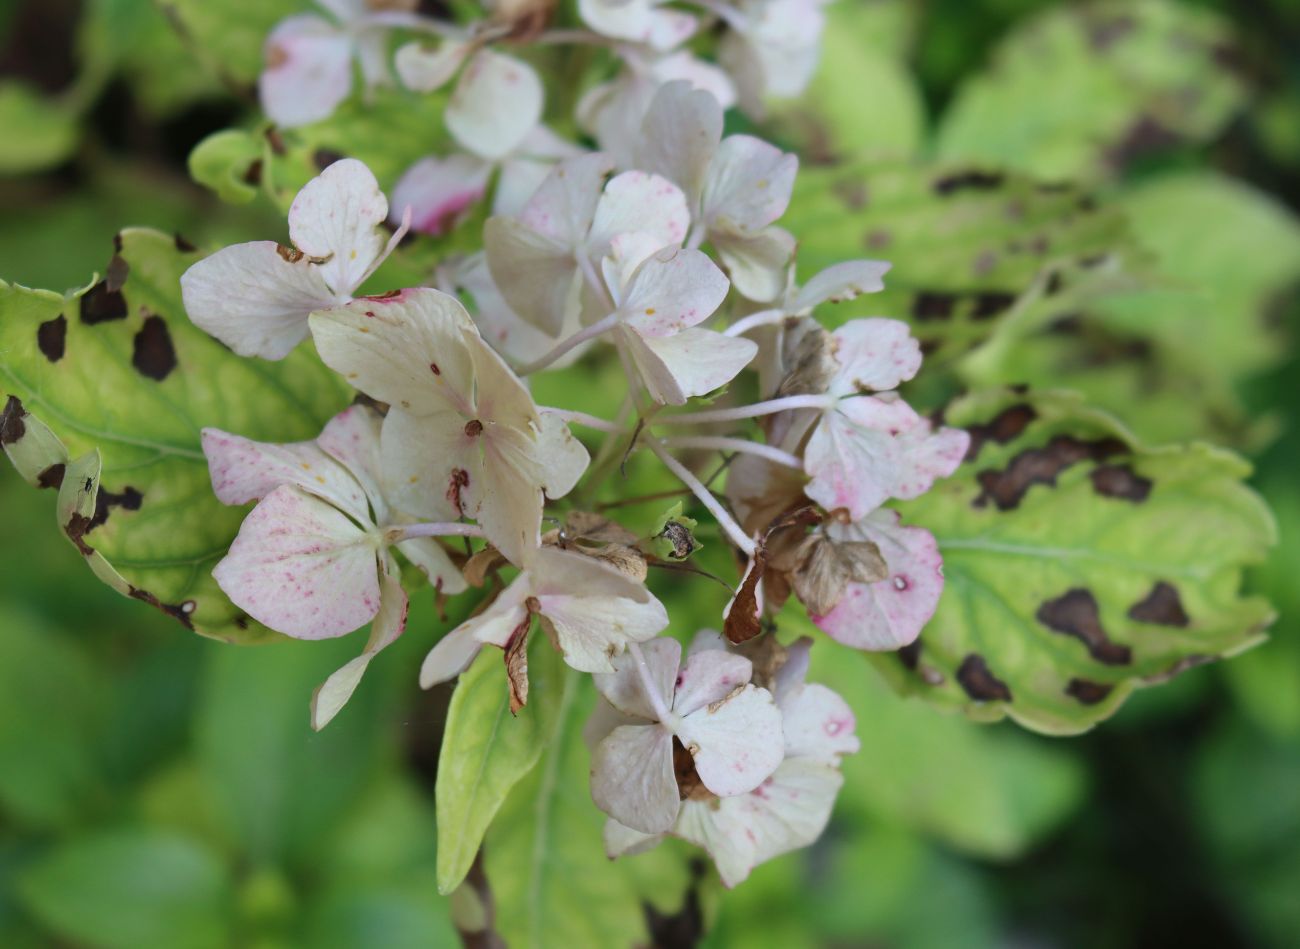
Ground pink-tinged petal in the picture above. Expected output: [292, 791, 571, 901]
[895, 421, 969, 494]
[310, 289, 479, 418]
[830, 318, 922, 396]
[578, 0, 698, 51]
[531, 548, 668, 673]
[672, 650, 754, 717]
[713, 226, 796, 303]
[316, 404, 385, 518]
[634, 80, 723, 209]
[702, 135, 798, 234]
[675, 684, 784, 797]
[482, 217, 583, 338]
[603, 819, 665, 859]
[394, 38, 471, 92]
[621, 326, 757, 406]
[676, 757, 842, 887]
[793, 260, 891, 312]
[719, 0, 824, 114]
[259, 15, 353, 128]
[180, 241, 335, 359]
[591, 724, 679, 834]
[619, 247, 729, 336]
[594, 636, 681, 721]
[812, 509, 944, 650]
[519, 152, 613, 242]
[288, 158, 389, 296]
[201, 427, 371, 526]
[589, 171, 690, 261]
[535, 413, 590, 500]
[779, 682, 859, 761]
[803, 394, 926, 520]
[311, 565, 409, 730]
[213, 485, 380, 640]
[391, 154, 491, 236]
[447, 50, 543, 161]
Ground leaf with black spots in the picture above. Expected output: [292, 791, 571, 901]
[875, 388, 1275, 734]
[0, 228, 352, 643]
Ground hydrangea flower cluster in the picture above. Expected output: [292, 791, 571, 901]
[179, 2, 967, 888]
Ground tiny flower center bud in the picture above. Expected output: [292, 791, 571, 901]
[525, 595, 542, 613]
[464, 419, 484, 437]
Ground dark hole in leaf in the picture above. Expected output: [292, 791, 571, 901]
[132, 315, 178, 381]
[37, 314, 67, 361]
[897, 638, 922, 670]
[933, 169, 1004, 195]
[36, 463, 65, 489]
[1090, 464, 1152, 502]
[956, 654, 1012, 702]
[971, 291, 1017, 320]
[912, 292, 957, 321]
[89, 485, 144, 532]
[174, 233, 197, 252]
[974, 434, 1127, 509]
[0, 395, 27, 445]
[1037, 588, 1133, 665]
[1065, 678, 1114, 704]
[79, 280, 128, 324]
[128, 586, 195, 630]
[1128, 581, 1190, 627]
[314, 148, 345, 171]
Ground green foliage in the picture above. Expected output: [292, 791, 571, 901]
[0, 228, 352, 642]
[159, 0, 303, 87]
[0, 82, 79, 174]
[435, 632, 568, 895]
[883, 388, 1275, 734]
[937, 0, 1248, 180]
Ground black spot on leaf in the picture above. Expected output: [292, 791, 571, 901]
[912, 292, 957, 321]
[128, 586, 196, 630]
[974, 435, 1126, 509]
[37, 314, 67, 361]
[132, 314, 178, 381]
[897, 639, 921, 670]
[174, 233, 197, 252]
[965, 403, 1038, 461]
[933, 170, 1004, 195]
[36, 463, 65, 489]
[1090, 464, 1152, 501]
[242, 158, 263, 186]
[971, 292, 1016, 320]
[79, 280, 128, 324]
[1037, 589, 1132, 665]
[1107, 115, 1184, 170]
[1128, 581, 1190, 627]
[314, 148, 345, 171]
[1, 395, 27, 445]
[956, 654, 1012, 702]
[87, 485, 144, 532]
[105, 253, 129, 292]
[1066, 678, 1114, 704]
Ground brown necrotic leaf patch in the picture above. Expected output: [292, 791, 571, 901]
[1127, 581, 1190, 627]
[1090, 463, 1152, 502]
[88, 484, 144, 531]
[37, 314, 67, 361]
[128, 586, 196, 630]
[956, 654, 1012, 702]
[974, 434, 1126, 510]
[964, 402, 1038, 461]
[1, 395, 27, 445]
[1065, 678, 1114, 704]
[1036, 588, 1132, 665]
[36, 463, 65, 489]
[132, 314, 178, 381]
[933, 169, 1005, 195]
[912, 292, 957, 321]
[80, 278, 128, 325]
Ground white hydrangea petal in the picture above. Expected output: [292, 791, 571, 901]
[672, 650, 754, 717]
[686, 628, 730, 656]
[259, 15, 354, 128]
[651, 51, 737, 109]
[419, 626, 483, 688]
[492, 158, 551, 219]
[794, 260, 891, 312]
[447, 50, 544, 161]
[535, 413, 590, 499]
[201, 426, 371, 526]
[604, 818, 665, 859]
[466, 324, 541, 430]
[830, 318, 922, 396]
[390, 154, 492, 236]
[618, 247, 729, 337]
[702, 135, 798, 233]
[474, 424, 547, 564]
[378, 407, 471, 523]
[673, 797, 757, 888]
[594, 636, 682, 721]
[622, 326, 758, 406]
[310, 565, 409, 730]
[181, 241, 335, 360]
[803, 394, 924, 520]
[519, 152, 614, 241]
[394, 38, 471, 92]
[675, 684, 783, 797]
[779, 682, 859, 760]
[633, 80, 723, 209]
[578, 0, 697, 51]
[213, 485, 380, 640]
[713, 226, 796, 303]
[451, 254, 577, 366]
[310, 289, 478, 417]
[589, 171, 690, 261]
[288, 158, 389, 295]
[420, 577, 532, 688]
[814, 510, 945, 650]
[591, 724, 680, 834]
[483, 217, 583, 338]
[394, 536, 466, 594]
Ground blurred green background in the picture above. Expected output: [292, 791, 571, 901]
[2, 0, 1298, 946]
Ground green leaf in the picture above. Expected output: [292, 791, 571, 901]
[0, 81, 78, 174]
[0, 228, 352, 642]
[188, 130, 265, 205]
[484, 671, 692, 949]
[881, 388, 1275, 735]
[936, 1, 1248, 180]
[435, 631, 568, 895]
[159, 0, 303, 87]
[17, 827, 232, 949]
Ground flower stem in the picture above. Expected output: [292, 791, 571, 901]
[627, 641, 675, 723]
[724, 308, 786, 337]
[644, 437, 757, 555]
[658, 435, 803, 469]
[517, 310, 621, 376]
[387, 522, 485, 543]
[540, 407, 622, 433]
[653, 393, 835, 427]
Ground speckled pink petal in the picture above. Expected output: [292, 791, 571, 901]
[619, 248, 729, 337]
[633, 80, 722, 209]
[812, 509, 944, 651]
[390, 154, 492, 236]
[672, 649, 754, 717]
[591, 723, 679, 834]
[779, 682, 859, 761]
[675, 683, 783, 797]
[829, 318, 922, 396]
[288, 158, 388, 296]
[201, 427, 370, 526]
[593, 636, 681, 721]
[316, 404, 385, 517]
[258, 15, 353, 129]
[589, 171, 691, 263]
[180, 241, 335, 360]
[213, 484, 381, 640]
[702, 134, 798, 234]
